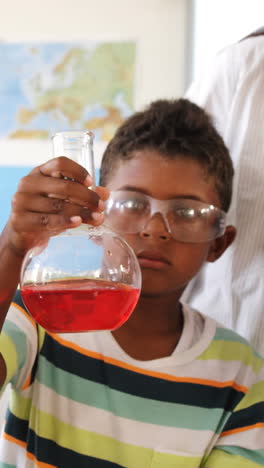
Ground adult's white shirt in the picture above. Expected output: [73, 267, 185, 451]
[183, 36, 264, 356]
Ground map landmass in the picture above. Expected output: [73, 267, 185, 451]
[0, 41, 136, 141]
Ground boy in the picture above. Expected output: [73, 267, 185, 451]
[0, 99, 263, 467]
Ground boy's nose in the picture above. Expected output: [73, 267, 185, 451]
[139, 213, 171, 241]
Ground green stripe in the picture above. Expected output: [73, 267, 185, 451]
[214, 328, 262, 361]
[199, 340, 263, 373]
[0, 333, 18, 392]
[9, 390, 32, 421]
[29, 405, 153, 466]
[2, 320, 28, 386]
[29, 405, 202, 468]
[38, 326, 46, 352]
[214, 327, 250, 345]
[150, 451, 201, 467]
[0, 463, 15, 467]
[209, 446, 264, 466]
[38, 355, 229, 431]
[235, 381, 264, 411]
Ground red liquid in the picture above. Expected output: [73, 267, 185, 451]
[21, 279, 140, 333]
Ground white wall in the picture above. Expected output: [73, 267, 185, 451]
[0, 0, 189, 168]
[191, 0, 264, 80]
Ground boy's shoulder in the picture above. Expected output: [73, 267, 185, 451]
[191, 306, 264, 373]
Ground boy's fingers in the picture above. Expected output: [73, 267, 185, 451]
[11, 210, 104, 234]
[17, 175, 101, 210]
[12, 193, 105, 228]
[94, 186, 110, 201]
[12, 193, 99, 218]
[30, 156, 93, 186]
[12, 189, 104, 230]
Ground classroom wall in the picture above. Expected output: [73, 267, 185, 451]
[0, 0, 189, 230]
[0, 0, 189, 165]
[0, 0, 190, 424]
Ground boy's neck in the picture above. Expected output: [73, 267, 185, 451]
[112, 291, 184, 361]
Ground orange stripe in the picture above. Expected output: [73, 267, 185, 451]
[11, 301, 37, 329]
[222, 422, 264, 437]
[3, 432, 56, 468]
[22, 373, 32, 390]
[27, 450, 57, 468]
[3, 432, 26, 449]
[49, 333, 248, 393]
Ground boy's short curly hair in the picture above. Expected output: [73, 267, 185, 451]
[100, 99, 234, 211]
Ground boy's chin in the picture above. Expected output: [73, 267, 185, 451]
[140, 278, 178, 298]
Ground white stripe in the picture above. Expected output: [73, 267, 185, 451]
[0, 437, 35, 467]
[217, 426, 264, 450]
[33, 381, 214, 455]
[56, 330, 260, 390]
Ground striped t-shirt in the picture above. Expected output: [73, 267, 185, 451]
[0, 292, 263, 467]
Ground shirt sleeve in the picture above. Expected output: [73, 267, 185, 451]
[0, 290, 38, 394]
[185, 44, 239, 138]
[202, 355, 264, 467]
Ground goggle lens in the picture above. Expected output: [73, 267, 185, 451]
[105, 191, 226, 243]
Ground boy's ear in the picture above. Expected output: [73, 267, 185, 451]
[207, 225, 236, 263]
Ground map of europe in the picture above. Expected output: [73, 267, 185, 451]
[0, 41, 136, 141]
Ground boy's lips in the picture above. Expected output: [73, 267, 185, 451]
[137, 250, 171, 270]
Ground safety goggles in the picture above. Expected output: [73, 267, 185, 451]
[104, 190, 227, 243]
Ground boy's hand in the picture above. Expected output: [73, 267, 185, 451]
[4, 156, 109, 257]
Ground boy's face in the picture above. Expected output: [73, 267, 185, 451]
[105, 149, 235, 297]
